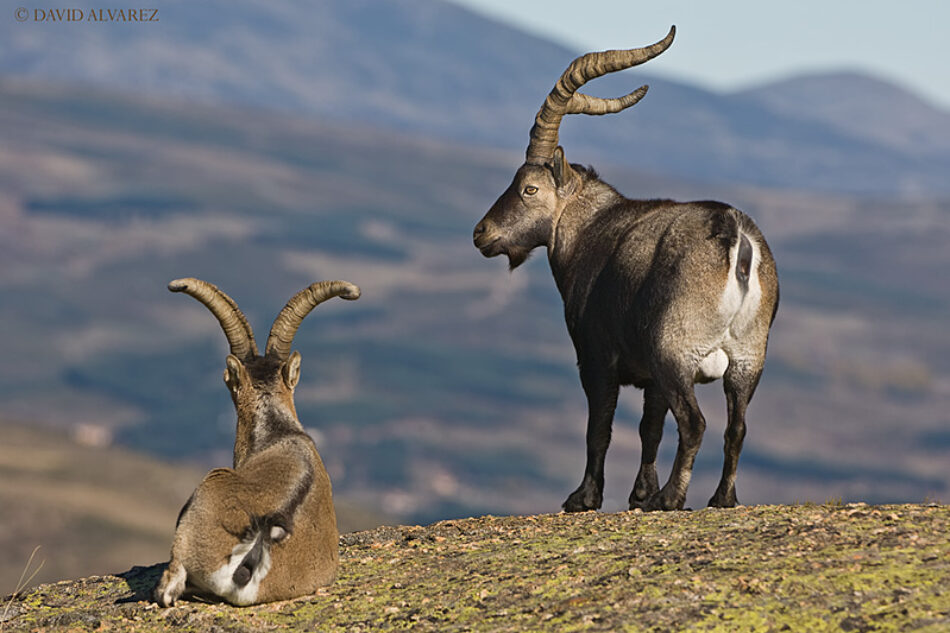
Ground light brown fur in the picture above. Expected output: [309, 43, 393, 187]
[155, 279, 358, 606]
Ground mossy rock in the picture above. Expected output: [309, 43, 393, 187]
[3, 504, 948, 632]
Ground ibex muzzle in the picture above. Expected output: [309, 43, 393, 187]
[155, 278, 360, 606]
[474, 27, 779, 512]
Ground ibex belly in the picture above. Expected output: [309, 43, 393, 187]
[696, 233, 762, 383]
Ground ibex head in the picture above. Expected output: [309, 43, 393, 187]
[168, 278, 360, 467]
[473, 27, 675, 269]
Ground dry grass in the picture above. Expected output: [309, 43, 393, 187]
[0, 546, 44, 632]
[3, 504, 948, 632]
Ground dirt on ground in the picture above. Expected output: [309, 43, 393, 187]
[2, 503, 948, 632]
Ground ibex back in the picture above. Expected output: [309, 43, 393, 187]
[473, 27, 779, 512]
[154, 278, 360, 606]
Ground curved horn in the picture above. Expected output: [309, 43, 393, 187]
[168, 278, 259, 360]
[265, 281, 361, 360]
[525, 25, 675, 165]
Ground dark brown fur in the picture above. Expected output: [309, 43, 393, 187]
[475, 153, 778, 511]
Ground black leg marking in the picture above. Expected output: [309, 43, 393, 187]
[630, 385, 667, 509]
[643, 378, 705, 511]
[563, 366, 619, 513]
[709, 365, 761, 508]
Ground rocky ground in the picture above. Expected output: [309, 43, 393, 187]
[2, 504, 948, 632]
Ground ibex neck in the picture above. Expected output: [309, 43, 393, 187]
[233, 397, 303, 468]
[548, 177, 624, 270]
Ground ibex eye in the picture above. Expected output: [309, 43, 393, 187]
[524, 186, 538, 195]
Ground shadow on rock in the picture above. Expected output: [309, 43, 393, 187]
[115, 563, 165, 604]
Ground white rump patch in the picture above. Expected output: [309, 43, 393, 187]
[690, 233, 766, 385]
[719, 234, 763, 339]
[195, 535, 272, 606]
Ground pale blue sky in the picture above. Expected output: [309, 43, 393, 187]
[451, 0, 950, 110]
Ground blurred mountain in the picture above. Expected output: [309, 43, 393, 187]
[1, 80, 947, 526]
[737, 71, 950, 158]
[0, 0, 565, 142]
[3, 0, 950, 195]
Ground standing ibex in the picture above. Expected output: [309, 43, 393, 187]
[473, 27, 779, 512]
[154, 278, 360, 606]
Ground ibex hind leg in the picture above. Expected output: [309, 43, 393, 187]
[642, 377, 706, 511]
[629, 385, 667, 509]
[708, 362, 761, 508]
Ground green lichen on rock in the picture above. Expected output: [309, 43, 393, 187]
[2, 504, 948, 632]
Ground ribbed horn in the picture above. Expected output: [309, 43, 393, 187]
[168, 278, 258, 360]
[265, 281, 361, 360]
[525, 26, 675, 165]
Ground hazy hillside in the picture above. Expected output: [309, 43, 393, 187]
[738, 71, 950, 158]
[4, 0, 950, 194]
[3, 504, 948, 631]
[1, 80, 947, 528]
[0, 418, 388, 597]
[0, 0, 568, 140]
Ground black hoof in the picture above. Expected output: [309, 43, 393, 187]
[563, 486, 602, 513]
[629, 467, 660, 510]
[641, 488, 685, 512]
[708, 489, 738, 508]
[629, 483, 659, 510]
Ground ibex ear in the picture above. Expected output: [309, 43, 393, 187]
[223, 355, 246, 392]
[551, 146, 576, 195]
[281, 351, 302, 390]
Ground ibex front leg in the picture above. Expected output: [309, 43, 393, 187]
[563, 366, 619, 512]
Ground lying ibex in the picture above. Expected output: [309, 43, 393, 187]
[154, 278, 360, 606]
[473, 27, 779, 512]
